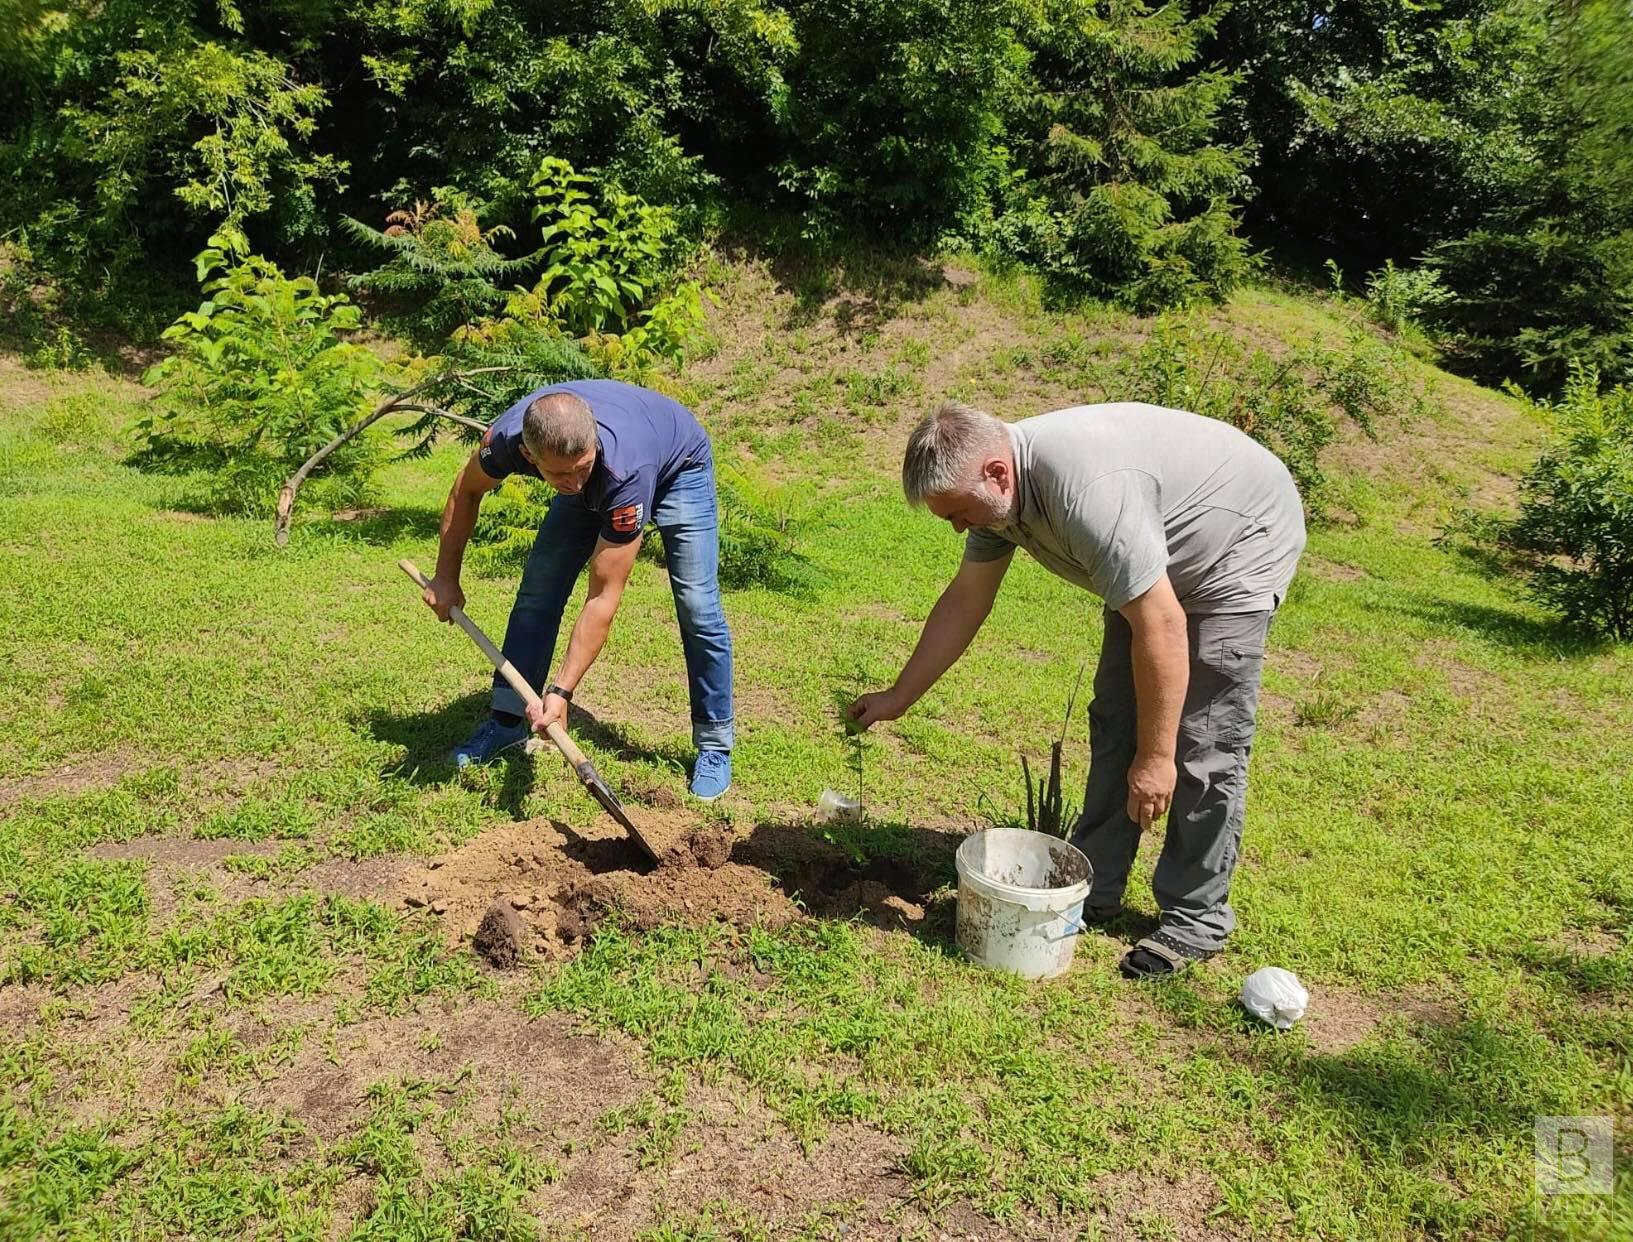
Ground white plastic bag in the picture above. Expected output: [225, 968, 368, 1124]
[1240, 966, 1309, 1030]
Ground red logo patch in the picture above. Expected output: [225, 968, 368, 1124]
[611, 503, 643, 533]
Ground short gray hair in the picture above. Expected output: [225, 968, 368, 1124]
[522, 392, 597, 459]
[901, 400, 1008, 504]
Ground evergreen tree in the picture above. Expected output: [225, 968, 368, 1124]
[1421, 0, 1633, 392]
[994, 0, 1252, 311]
[340, 189, 541, 347]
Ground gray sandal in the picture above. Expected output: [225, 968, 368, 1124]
[1119, 928, 1217, 979]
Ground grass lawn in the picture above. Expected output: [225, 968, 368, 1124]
[1, 256, 1628, 1240]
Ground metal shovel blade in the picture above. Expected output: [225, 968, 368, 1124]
[572, 760, 662, 865]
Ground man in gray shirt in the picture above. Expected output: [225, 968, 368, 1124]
[850, 401, 1306, 978]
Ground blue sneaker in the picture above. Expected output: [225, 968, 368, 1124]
[689, 749, 731, 801]
[452, 717, 530, 770]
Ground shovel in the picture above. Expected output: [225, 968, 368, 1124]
[398, 559, 661, 865]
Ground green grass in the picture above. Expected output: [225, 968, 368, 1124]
[0, 261, 1629, 1238]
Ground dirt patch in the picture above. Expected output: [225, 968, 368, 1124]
[1305, 557, 1369, 583]
[289, 854, 409, 901]
[1301, 986, 1456, 1055]
[397, 816, 802, 962]
[397, 815, 961, 964]
[88, 836, 277, 867]
[0, 753, 142, 807]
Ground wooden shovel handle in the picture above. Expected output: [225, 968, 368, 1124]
[397, 559, 583, 763]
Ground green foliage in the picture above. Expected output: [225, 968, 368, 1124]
[467, 476, 554, 579]
[714, 463, 824, 593]
[134, 230, 383, 516]
[1502, 367, 1633, 639]
[1423, 217, 1633, 394]
[2, 13, 344, 327]
[773, 0, 1025, 241]
[1215, 0, 1553, 264]
[636, 462, 822, 594]
[1128, 314, 1431, 510]
[493, 158, 707, 376]
[342, 188, 540, 346]
[989, 0, 1251, 311]
[1364, 260, 1450, 337]
[394, 331, 601, 464]
[1218, 0, 1633, 395]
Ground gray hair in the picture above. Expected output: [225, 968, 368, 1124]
[901, 400, 1008, 504]
[522, 392, 597, 459]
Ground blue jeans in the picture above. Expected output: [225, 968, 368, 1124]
[490, 459, 735, 751]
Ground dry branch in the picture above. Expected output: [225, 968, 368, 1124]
[272, 367, 509, 546]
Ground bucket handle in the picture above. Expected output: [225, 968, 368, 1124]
[1050, 911, 1088, 942]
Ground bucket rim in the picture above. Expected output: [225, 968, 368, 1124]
[955, 828, 1091, 909]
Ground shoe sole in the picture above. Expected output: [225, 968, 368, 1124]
[689, 783, 730, 803]
[452, 736, 527, 769]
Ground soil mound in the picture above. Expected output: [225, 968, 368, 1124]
[396, 812, 964, 967]
[397, 815, 801, 962]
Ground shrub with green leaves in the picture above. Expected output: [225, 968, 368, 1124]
[466, 476, 555, 579]
[1502, 366, 1633, 640]
[496, 158, 706, 375]
[987, 0, 1251, 311]
[135, 230, 383, 516]
[1365, 260, 1450, 336]
[342, 188, 540, 346]
[1127, 314, 1430, 511]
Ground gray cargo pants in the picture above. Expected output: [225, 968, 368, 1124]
[1072, 607, 1273, 953]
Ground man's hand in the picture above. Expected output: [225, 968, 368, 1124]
[422, 574, 465, 623]
[526, 691, 569, 737]
[1126, 750, 1177, 830]
[847, 690, 904, 732]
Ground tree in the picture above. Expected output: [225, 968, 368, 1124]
[993, 0, 1251, 310]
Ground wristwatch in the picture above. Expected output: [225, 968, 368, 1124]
[545, 683, 573, 702]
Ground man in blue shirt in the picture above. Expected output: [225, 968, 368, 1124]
[419, 379, 734, 799]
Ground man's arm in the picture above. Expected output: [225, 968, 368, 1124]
[849, 552, 1013, 729]
[424, 450, 503, 621]
[525, 535, 643, 735]
[1119, 574, 1190, 829]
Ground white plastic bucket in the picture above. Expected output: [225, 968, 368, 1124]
[954, 828, 1092, 980]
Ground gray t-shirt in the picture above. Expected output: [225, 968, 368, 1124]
[965, 403, 1307, 614]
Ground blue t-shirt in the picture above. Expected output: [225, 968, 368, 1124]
[476, 380, 711, 544]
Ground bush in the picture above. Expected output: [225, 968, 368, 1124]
[468, 159, 708, 381]
[466, 476, 555, 579]
[1127, 314, 1431, 511]
[134, 230, 382, 516]
[636, 462, 822, 594]
[773, 0, 1024, 241]
[987, 0, 1251, 311]
[1501, 366, 1633, 640]
[1364, 260, 1449, 336]
[341, 189, 541, 347]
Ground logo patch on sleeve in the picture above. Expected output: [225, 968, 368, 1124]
[611, 503, 643, 533]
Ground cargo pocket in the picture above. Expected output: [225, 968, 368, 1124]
[1202, 627, 1266, 747]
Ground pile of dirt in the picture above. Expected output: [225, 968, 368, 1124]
[398, 808, 963, 968]
[398, 813, 802, 966]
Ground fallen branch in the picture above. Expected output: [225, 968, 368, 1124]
[273, 367, 509, 546]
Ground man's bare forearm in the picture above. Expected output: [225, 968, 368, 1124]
[554, 596, 619, 692]
[1129, 611, 1189, 758]
[891, 586, 991, 708]
[434, 486, 482, 583]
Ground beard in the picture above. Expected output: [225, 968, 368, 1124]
[969, 486, 1014, 527]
